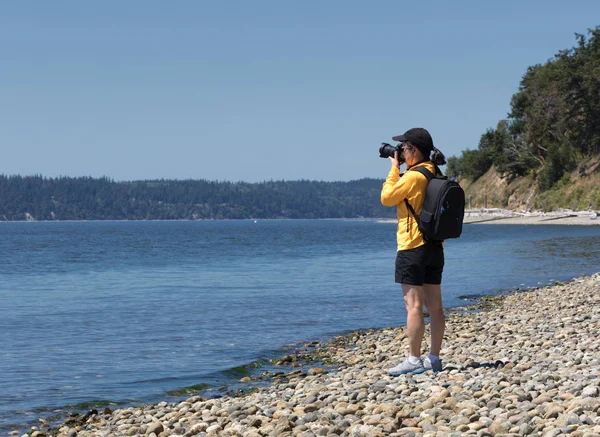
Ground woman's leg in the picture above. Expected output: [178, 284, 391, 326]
[423, 283, 445, 356]
[402, 284, 425, 357]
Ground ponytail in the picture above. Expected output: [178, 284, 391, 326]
[431, 147, 446, 166]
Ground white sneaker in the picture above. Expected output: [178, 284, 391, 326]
[388, 358, 425, 376]
[423, 356, 443, 373]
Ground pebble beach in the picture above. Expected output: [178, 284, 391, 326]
[17, 273, 600, 437]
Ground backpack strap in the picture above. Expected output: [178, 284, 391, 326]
[403, 165, 436, 234]
[411, 166, 436, 180]
[403, 198, 418, 232]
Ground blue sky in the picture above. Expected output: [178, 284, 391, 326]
[2, 1, 599, 182]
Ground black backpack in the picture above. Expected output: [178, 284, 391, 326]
[404, 166, 465, 242]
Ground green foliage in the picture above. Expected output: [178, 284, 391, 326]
[0, 175, 395, 221]
[450, 119, 543, 181]
[460, 149, 493, 180]
[594, 187, 600, 209]
[536, 143, 576, 191]
[445, 156, 461, 178]
[449, 26, 600, 188]
[533, 172, 599, 211]
[557, 30, 600, 157]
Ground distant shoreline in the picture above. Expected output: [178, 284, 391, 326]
[0, 217, 386, 224]
[1, 212, 599, 225]
[378, 210, 600, 226]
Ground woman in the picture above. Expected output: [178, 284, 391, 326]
[380, 127, 446, 375]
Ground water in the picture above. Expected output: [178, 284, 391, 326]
[1, 220, 599, 430]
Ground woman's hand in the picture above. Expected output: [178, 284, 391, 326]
[389, 150, 401, 168]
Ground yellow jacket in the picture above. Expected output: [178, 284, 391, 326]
[381, 161, 436, 251]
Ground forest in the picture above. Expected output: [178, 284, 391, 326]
[0, 175, 394, 221]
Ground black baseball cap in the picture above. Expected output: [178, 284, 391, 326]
[392, 127, 434, 154]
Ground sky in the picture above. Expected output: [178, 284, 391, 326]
[2, 1, 600, 183]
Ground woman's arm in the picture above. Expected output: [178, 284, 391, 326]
[381, 167, 420, 206]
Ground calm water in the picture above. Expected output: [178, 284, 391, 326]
[1, 220, 599, 430]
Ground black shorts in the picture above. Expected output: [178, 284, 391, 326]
[395, 242, 444, 286]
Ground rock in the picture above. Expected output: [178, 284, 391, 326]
[544, 404, 564, 419]
[304, 404, 319, 413]
[205, 424, 222, 434]
[469, 422, 485, 431]
[519, 422, 534, 435]
[247, 417, 262, 427]
[187, 423, 208, 434]
[533, 395, 553, 404]
[488, 420, 510, 434]
[273, 418, 293, 434]
[146, 422, 164, 435]
[369, 381, 388, 393]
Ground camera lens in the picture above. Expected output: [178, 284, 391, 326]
[379, 143, 397, 159]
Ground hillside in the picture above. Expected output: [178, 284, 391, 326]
[459, 155, 600, 211]
[447, 26, 600, 209]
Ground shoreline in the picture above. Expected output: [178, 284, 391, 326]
[2, 211, 598, 225]
[377, 210, 600, 226]
[19, 272, 600, 437]
[463, 209, 599, 226]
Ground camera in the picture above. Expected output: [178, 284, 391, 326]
[379, 143, 405, 163]
[379, 142, 446, 166]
